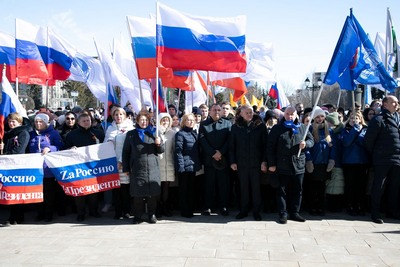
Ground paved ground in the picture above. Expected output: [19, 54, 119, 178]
[1, 209, 400, 267]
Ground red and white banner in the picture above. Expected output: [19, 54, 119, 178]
[44, 142, 120, 197]
[0, 153, 44, 205]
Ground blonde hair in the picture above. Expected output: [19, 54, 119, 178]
[180, 113, 194, 128]
[312, 120, 331, 144]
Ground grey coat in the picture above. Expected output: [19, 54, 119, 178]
[122, 129, 164, 197]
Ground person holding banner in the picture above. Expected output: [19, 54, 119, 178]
[122, 111, 164, 224]
[28, 113, 63, 222]
[0, 112, 31, 226]
[64, 113, 105, 222]
[104, 107, 134, 220]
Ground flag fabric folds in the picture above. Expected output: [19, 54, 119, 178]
[268, 82, 290, 109]
[184, 71, 207, 114]
[113, 36, 152, 112]
[386, 9, 399, 79]
[127, 16, 157, 80]
[324, 10, 398, 92]
[15, 18, 49, 85]
[0, 68, 27, 139]
[156, 2, 247, 73]
[0, 31, 16, 82]
[94, 41, 120, 121]
[242, 41, 275, 83]
[151, 78, 167, 113]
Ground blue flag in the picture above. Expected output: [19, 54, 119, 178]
[324, 9, 398, 92]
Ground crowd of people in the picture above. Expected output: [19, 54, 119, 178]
[1, 96, 399, 226]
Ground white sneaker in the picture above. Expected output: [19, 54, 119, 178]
[101, 204, 112, 213]
[124, 213, 134, 219]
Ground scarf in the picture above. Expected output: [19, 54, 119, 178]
[136, 126, 155, 142]
[283, 120, 301, 135]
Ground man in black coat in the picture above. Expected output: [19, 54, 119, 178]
[267, 106, 314, 224]
[364, 95, 400, 224]
[64, 113, 105, 222]
[199, 104, 232, 216]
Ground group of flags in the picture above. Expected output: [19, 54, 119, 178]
[1, 3, 399, 139]
[324, 8, 399, 93]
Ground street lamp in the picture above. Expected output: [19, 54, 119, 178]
[304, 77, 322, 106]
[71, 91, 79, 107]
[19, 96, 28, 108]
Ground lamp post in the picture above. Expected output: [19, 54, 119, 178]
[19, 96, 28, 109]
[71, 91, 79, 107]
[304, 77, 322, 106]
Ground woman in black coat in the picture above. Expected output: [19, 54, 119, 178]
[122, 111, 164, 224]
[0, 112, 30, 225]
[175, 113, 201, 218]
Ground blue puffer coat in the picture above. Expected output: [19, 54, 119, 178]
[340, 124, 369, 164]
[305, 125, 336, 164]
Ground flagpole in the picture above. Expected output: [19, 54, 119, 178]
[155, 67, 159, 137]
[297, 83, 324, 158]
[336, 89, 342, 109]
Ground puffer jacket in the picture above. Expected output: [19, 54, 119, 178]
[175, 126, 201, 173]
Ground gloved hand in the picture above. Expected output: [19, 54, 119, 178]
[326, 159, 335, 172]
[306, 161, 314, 173]
[354, 123, 362, 131]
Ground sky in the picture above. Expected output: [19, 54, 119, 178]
[0, 0, 399, 94]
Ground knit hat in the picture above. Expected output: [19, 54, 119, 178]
[158, 112, 172, 126]
[325, 112, 340, 126]
[264, 110, 278, 123]
[312, 106, 326, 119]
[35, 113, 50, 124]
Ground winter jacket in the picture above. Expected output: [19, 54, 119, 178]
[199, 117, 231, 167]
[122, 128, 164, 197]
[64, 126, 105, 149]
[28, 124, 63, 178]
[364, 108, 400, 165]
[175, 127, 201, 173]
[267, 119, 314, 175]
[104, 119, 134, 184]
[229, 115, 267, 168]
[340, 124, 369, 165]
[305, 126, 336, 164]
[159, 127, 176, 181]
[3, 125, 30, 155]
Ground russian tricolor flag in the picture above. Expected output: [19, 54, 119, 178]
[15, 18, 49, 85]
[127, 16, 157, 80]
[156, 3, 247, 73]
[15, 19, 73, 85]
[268, 82, 290, 109]
[0, 69, 27, 139]
[0, 31, 16, 82]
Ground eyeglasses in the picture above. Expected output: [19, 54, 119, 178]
[66, 117, 75, 121]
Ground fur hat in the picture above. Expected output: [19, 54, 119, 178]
[264, 110, 278, 123]
[312, 106, 326, 119]
[325, 112, 340, 126]
[35, 113, 50, 124]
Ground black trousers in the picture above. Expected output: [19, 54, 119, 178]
[276, 173, 304, 216]
[113, 184, 132, 217]
[371, 165, 400, 218]
[75, 193, 99, 216]
[178, 171, 195, 216]
[237, 167, 261, 214]
[342, 164, 368, 210]
[132, 196, 158, 218]
[204, 165, 230, 211]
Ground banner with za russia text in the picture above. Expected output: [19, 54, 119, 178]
[0, 153, 44, 205]
[44, 142, 120, 197]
